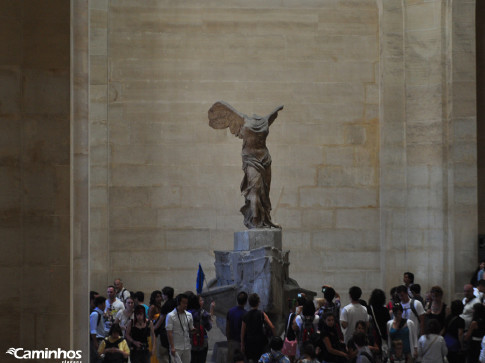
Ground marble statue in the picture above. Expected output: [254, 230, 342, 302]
[208, 101, 283, 229]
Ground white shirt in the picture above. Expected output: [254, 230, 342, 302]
[340, 302, 369, 343]
[461, 296, 481, 330]
[105, 298, 125, 333]
[116, 288, 131, 303]
[418, 334, 447, 362]
[166, 308, 194, 350]
[401, 299, 425, 337]
[90, 307, 106, 338]
[295, 314, 319, 333]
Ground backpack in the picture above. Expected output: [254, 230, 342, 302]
[93, 310, 104, 334]
[359, 351, 375, 363]
[300, 316, 315, 343]
[409, 299, 419, 320]
[102, 338, 126, 363]
[191, 309, 205, 349]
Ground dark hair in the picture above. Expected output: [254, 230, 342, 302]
[425, 318, 441, 335]
[410, 284, 421, 295]
[162, 286, 174, 299]
[94, 296, 106, 307]
[369, 289, 386, 306]
[353, 331, 368, 347]
[323, 286, 336, 301]
[90, 291, 99, 300]
[392, 303, 404, 314]
[404, 272, 414, 283]
[149, 290, 162, 306]
[109, 323, 123, 336]
[430, 285, 443, 297]
[176, 293, 189, 306]
[450, 300, 464, 316]
[237, 291, 248, 306]
[134, 291, 145, 302]
[355, 320, 367, 331]
[396, 285, 408, 294]
[297, 295, 307, 307]
[187, 293, 200, 311]
[134, 304, 146, 320]
[248, 293, 260, 308]
[472, 303, 485, 322]
[479, 279, 485, 287]
[390, 286, 400, 303]
[107, 285, 115, 290]
[322, 312, 336, 321]
[349, 286, 362, 301]
[302, 343, 316, 359]
[302, 300, 316, 317]
[269, 336, 284, 351]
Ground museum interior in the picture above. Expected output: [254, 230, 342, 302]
[1, 0, 484, 360]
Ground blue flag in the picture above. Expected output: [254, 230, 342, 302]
[196, 263, 205, 294]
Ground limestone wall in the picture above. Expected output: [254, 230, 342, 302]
[88, 0, 477, 302]
[0, 0, 70, 359]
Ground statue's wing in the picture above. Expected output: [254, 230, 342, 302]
[208, 101, 246, 138]
[267, 105, 284, 126]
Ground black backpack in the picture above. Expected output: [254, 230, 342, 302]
[300, 316, 315, 343]
[102, 338, 126, 363]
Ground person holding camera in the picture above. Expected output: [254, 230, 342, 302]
[126, 305, 156, 363]
[166, 293, 194, 363]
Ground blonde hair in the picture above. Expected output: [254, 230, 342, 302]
[315, 298, 326, 309]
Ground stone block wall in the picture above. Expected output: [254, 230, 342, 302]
[0, 0, 70, 359]
[87, 0, 478, 303]
[89, 0, 381, 298]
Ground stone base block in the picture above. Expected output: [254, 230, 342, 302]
[234, 228, 282, 250]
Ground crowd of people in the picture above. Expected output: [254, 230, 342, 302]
[90, 267, 485, 363]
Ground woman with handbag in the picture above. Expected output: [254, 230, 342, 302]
[241, 293, 275, 362]
[417, 319, 447, 363]
[368, 289, 391, 363]
[282, 299, 298, 362]
[126, 305, 156, 363]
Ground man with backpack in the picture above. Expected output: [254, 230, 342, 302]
[90, 296, 107, 363]
[396, 285, 425, 337]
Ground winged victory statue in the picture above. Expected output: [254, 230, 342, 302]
[208, 101, 283, 229]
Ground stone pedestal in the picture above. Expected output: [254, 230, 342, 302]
[234, 229, 282, 250]
[202, 229, 315, 337]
